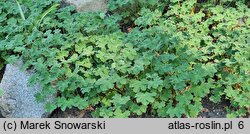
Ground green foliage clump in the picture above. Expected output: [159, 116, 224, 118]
[0, 0, 249, 118]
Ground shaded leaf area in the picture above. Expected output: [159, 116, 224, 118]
[0, 0, 249, 118]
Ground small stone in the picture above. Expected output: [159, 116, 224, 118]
[63, 0, 107, 12]
[207, 112, 214, 117]
[0, 60, 55, 118]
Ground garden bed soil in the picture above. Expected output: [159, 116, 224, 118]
[50, 107, 93, 118]
[198, 96, 229, 118]
[0, 65, 5, 118]
[0, 65, 5, 83]
[0, 67, 5, 118]
[0, 113, 3, 118]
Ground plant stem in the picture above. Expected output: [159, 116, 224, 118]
[15, 0, 25, 20]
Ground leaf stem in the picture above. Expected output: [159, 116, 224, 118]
[15, 0, 26, 20]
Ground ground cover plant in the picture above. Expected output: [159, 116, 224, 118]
[0, 0, 249, 118]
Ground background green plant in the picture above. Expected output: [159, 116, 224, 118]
[0, 0, 249, 118]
